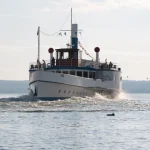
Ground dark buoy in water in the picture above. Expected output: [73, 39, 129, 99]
[107, 113, 115, 116]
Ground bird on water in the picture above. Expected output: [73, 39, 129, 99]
[107, 113, 115, 116]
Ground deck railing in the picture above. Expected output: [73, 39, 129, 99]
[79, 59, 120, 71]
[29, 59, 120, 71]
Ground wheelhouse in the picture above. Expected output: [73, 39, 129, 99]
[56, 48, 78, 67]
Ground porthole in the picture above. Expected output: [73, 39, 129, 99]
[58, 90, 61, 93]
[68, 91, 70, 94]
[64, 90, 66, 93]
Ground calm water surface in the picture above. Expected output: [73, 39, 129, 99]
[0, 93, 150, 150]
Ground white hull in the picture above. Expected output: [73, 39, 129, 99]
[29, 71, 121, 100]
[30, 81, 96, 100]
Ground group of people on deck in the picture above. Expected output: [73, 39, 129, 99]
[100, 59, 114, 69]
[36, 57, 55, 69]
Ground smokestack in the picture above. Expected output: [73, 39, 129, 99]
[71, 24, 78, 49]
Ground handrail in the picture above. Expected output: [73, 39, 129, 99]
[29, 59, 120, 71]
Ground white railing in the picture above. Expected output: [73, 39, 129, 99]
[79, 59, 95, 67]
[29, 60, 51, 70]
[29, 59, 120, 71]
[79, 59, 119, 70]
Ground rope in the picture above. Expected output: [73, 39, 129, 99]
[78, 41, 95, 60]
[80, 33, 89, 50]
[40, 12, 71, 36]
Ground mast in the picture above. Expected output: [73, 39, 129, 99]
[71, 8, 72, 28]
[71, 8, 72, 48]
[38, 26, 40, 61]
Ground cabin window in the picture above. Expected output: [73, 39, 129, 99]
[64, 90, 66, 93]
[56, 71, 61, 73]
[77, 71, 82, 77]
[63, 71, 68, 74]
[70, 71, 75, 75]
[93, 72, 96, 79]
[83, 71, 88, 78]
[89, 72, 93, 78]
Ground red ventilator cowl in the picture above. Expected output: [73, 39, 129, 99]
[48, 48, 54, 53]
[94, 47, 100, 52]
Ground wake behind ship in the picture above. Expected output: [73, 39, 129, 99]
[28, 9, 122, 100]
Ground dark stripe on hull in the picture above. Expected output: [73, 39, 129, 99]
[37, 97, 70, 101]
[29, 80, 118, 92]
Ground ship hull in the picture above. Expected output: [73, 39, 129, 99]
[29, 81, 119, 100]
[29, 70, 121, 100]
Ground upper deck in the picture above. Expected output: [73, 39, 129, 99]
[29, 59, 121, 72]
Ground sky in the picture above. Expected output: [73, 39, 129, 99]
[1, 0, 150, 80]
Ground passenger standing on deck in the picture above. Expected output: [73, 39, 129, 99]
[109, 61, 113, 68]
[51, 57, 55, 67]
[42, 60, 46, 69]
[37, 59, 41, 69]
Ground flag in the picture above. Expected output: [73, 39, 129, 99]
[58, 32, 62, 36]
[64, 32, 66, 36]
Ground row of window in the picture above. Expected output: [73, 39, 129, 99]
[51, 70, 121, 81]
[51, 70, 96, 79]
[58, 89, 93, 96]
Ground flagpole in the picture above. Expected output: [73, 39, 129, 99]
[71, 8, 72, 48]
[38, 26, 40, 61]
[71, 8, 72, 29]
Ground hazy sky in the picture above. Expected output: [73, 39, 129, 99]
[1, 0, 150, 80]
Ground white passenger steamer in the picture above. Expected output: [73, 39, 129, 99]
[28, 10, 122, 100]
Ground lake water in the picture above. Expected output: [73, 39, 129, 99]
[0, 92, 150, 150]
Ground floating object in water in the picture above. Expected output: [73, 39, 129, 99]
[107, 113, 115, 116]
